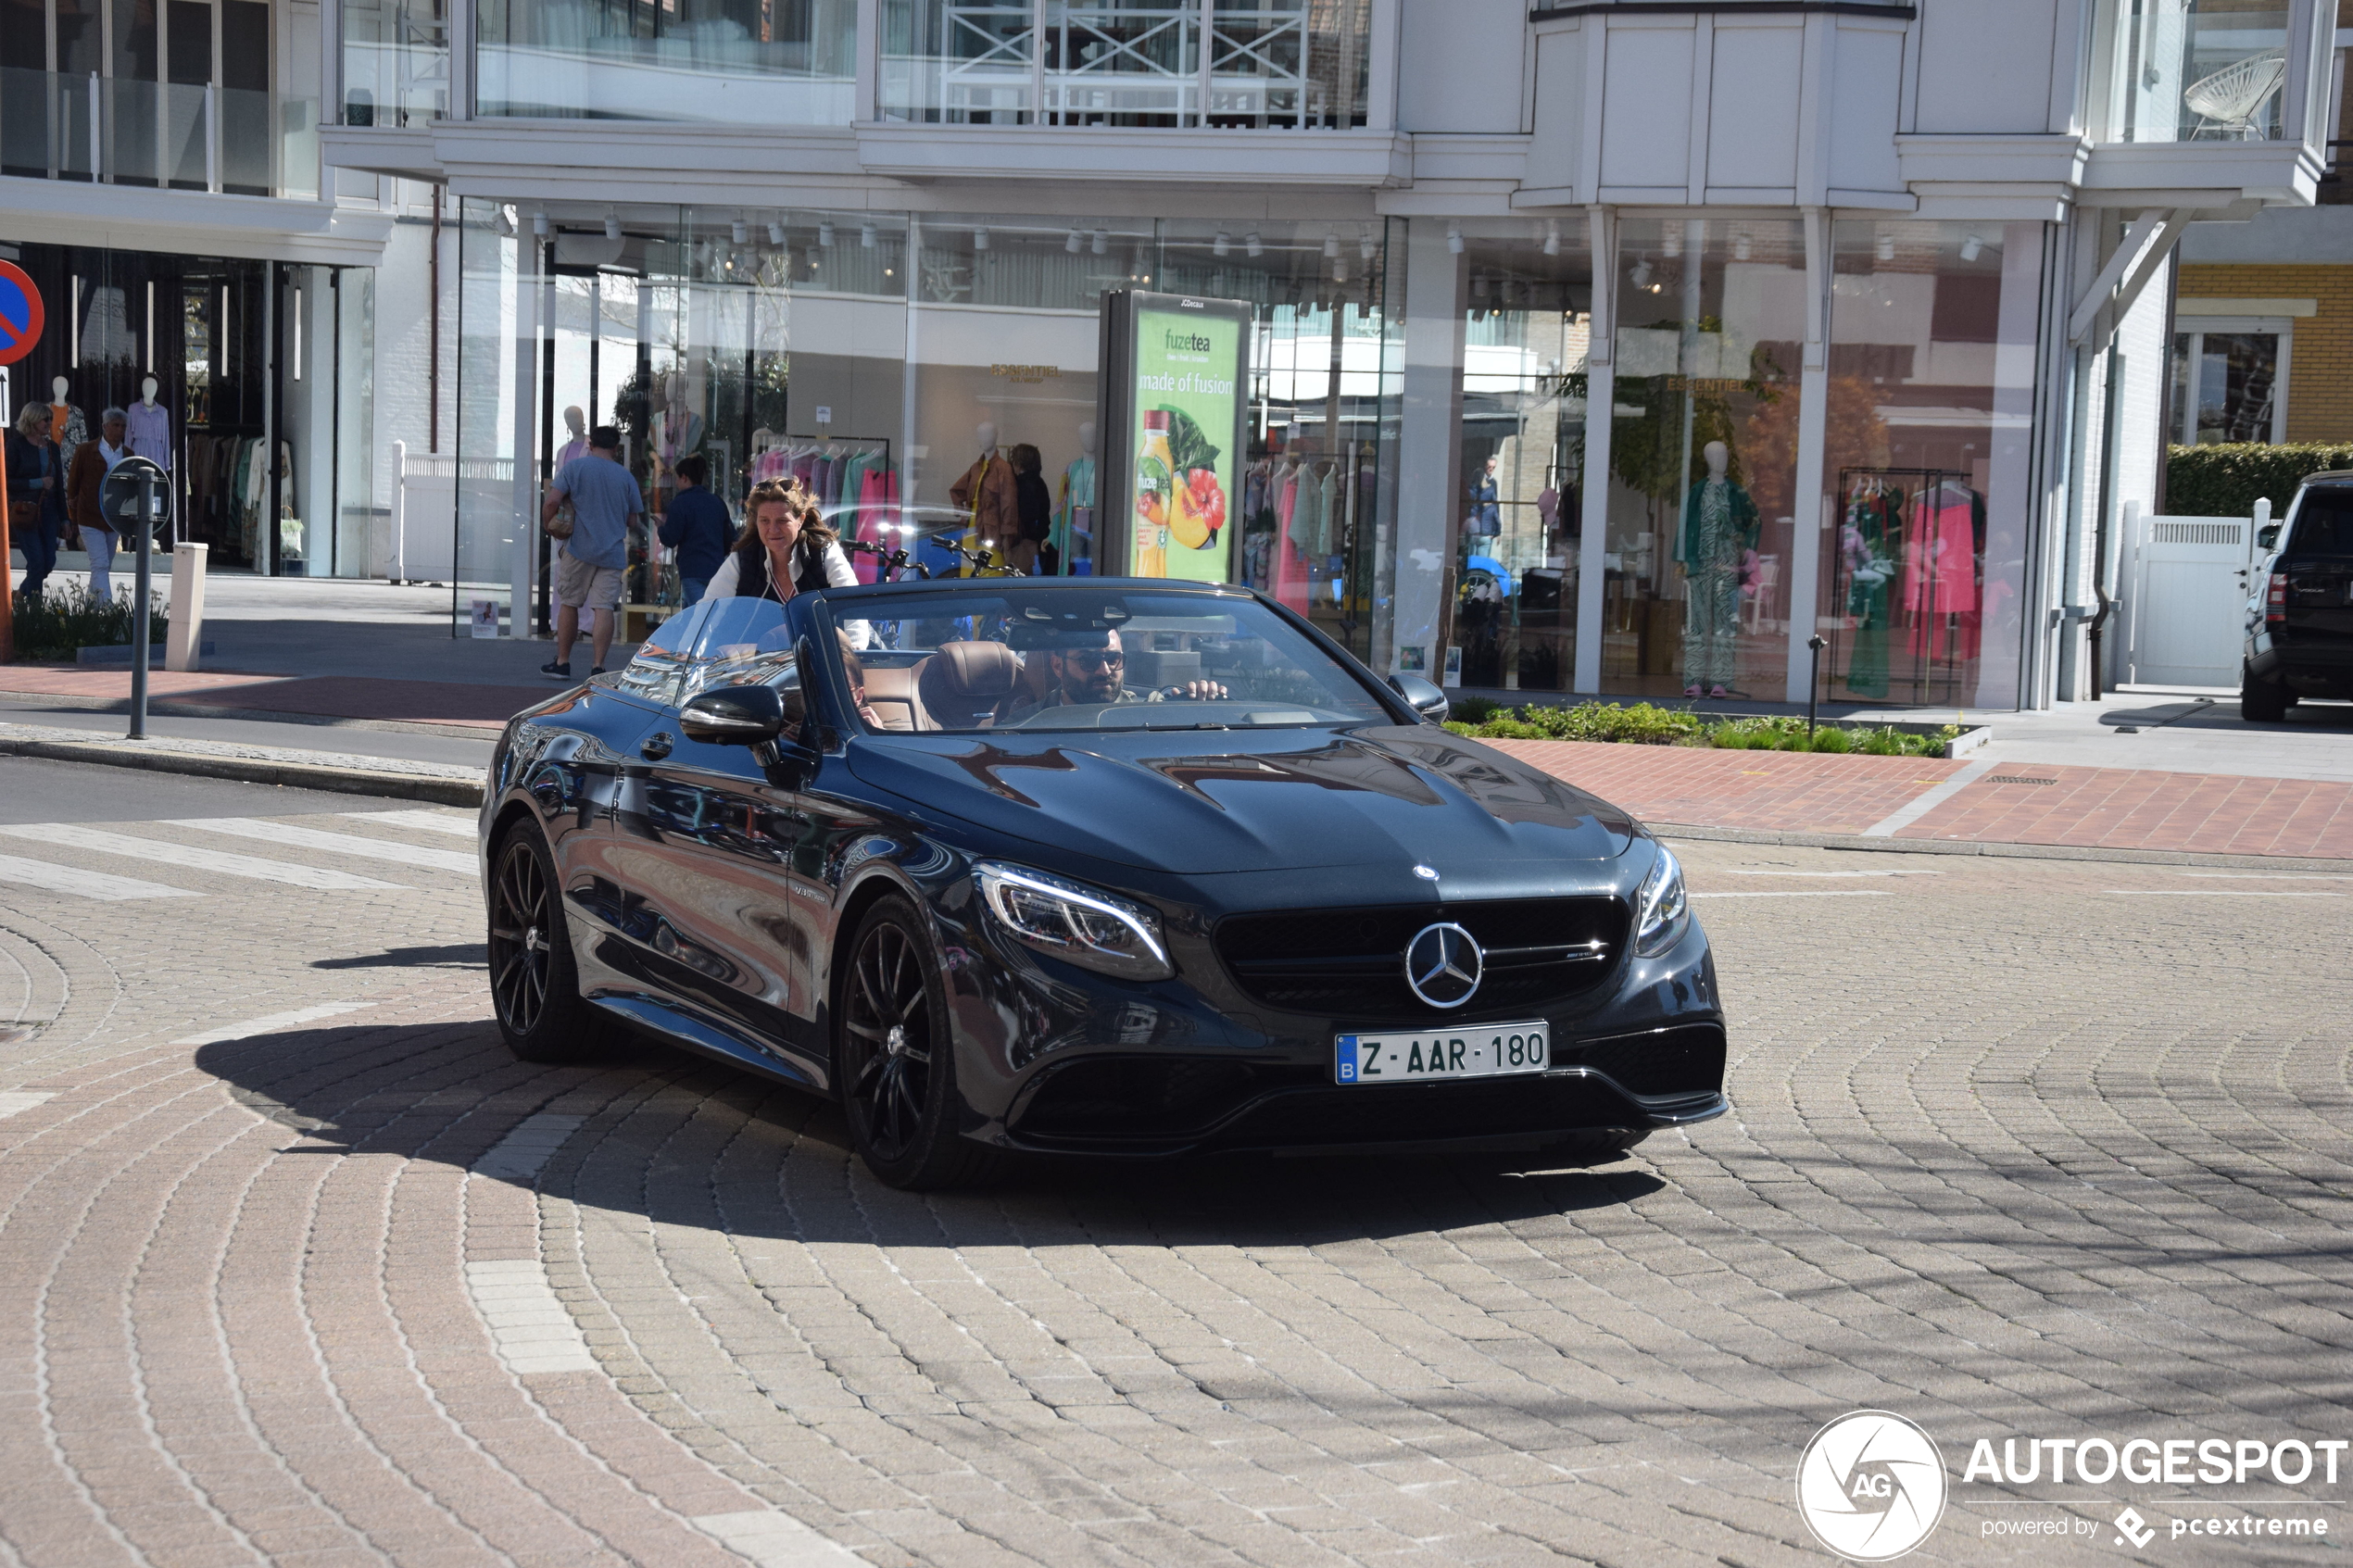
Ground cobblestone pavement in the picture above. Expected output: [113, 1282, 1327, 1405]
[0, 798, 2348, 1567]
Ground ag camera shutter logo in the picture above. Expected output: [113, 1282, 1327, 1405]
[1796, 1411, 1948, 1561]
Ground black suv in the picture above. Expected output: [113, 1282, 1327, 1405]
[2244, 470, 2353, 722]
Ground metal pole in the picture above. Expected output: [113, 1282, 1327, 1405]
[1806, 634, 1825, 740]
[130, 473, 154, 739]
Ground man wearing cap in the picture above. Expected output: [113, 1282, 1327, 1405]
[998, 628, 1228, 722]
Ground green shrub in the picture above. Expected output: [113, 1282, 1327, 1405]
[1441, 721, 1478, 737]
[1450, 696, 1504, 726]
[1857, 726, 1908, 755]
[1518, 700, 1704, 745]
[1474, 717, 1547, 739]
[2165, 443, 2353, 521]
[12, 582, 167, 662]
[1809, 726, 1853, 754]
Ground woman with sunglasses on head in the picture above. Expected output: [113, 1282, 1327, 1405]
[706, 477, 861, 605]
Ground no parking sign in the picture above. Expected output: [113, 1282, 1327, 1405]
[0, 261, 44, 366]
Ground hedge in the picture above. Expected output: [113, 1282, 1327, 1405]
[2165, 443, 2353, 521]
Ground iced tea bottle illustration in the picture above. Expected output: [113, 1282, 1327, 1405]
[1134, 410, 1172, 577]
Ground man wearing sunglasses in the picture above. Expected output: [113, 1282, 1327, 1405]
[1007, 628, 1228, 720]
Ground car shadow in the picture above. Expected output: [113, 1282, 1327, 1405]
[311, 943, 487, 971]
[195, 1019, 1667, 1246]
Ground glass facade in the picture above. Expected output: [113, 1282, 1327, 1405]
[2171, 326, 2282, 442]
[2110, 0, 2290, 142]
[475, 0, 854, 120]
[1604, 217, 1806, 700]
[342, 0, 448, 126]
[1816, 220, 2042, 710]
[457, 205, 1399, 659]
[1449, 220, 1592, 693]
[879, 0, 1371, 126]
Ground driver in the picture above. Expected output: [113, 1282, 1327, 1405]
[998, 628, 1228, 721]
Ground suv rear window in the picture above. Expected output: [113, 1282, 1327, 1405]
[2285, 490, 2353, 558]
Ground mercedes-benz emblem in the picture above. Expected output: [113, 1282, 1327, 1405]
[1403, 922, 1482, 1009]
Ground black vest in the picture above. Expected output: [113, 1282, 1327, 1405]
[733, 538, 831, 601]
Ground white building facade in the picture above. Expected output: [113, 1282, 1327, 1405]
[9, 0, 2333, 706]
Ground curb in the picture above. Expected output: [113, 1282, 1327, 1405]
[0, 736, 486, 808]
[1652, 821, 2353, 871]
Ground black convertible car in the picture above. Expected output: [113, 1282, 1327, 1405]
[480, 578, 1728, 1188]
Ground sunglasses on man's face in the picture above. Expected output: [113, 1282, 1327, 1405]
[1065, 650, 1123, 670]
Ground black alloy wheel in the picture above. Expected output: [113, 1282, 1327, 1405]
[837, 897, 999, 1189]
[487, 822, 612, 1063]
[2240, 666, 2292, 723]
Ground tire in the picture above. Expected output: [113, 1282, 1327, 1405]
[2241, 667, 2290, 723]
[835, 896, 1001, 1190]
[486, 820, 616, 1064]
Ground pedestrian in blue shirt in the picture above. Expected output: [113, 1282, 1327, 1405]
[538, 425, 642, 679]
[659, 454, 732, 606]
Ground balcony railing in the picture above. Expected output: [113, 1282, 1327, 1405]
[0, 69, 320, 198]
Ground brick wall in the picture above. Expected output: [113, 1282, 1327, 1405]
[2177, 261, 2353, 443]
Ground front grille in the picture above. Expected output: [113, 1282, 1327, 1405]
[1016, 1056, 1324, 1143]
[1214, 897, 1627, 1017]
[1216, 1074, 1632, 1149]
[1554, 1023, 1726, 1098]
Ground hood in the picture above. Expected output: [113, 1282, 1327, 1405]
[844, 724, 1638, 876]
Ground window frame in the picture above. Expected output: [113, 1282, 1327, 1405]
[2173, 315, 2293, 445]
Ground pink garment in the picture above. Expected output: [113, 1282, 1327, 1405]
[1904, 496, 1978, 616]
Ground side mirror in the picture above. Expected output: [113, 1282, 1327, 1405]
[2257, 524, 2280, 551]
[1389, 672, 1450, 724]
[681, 683, 786, 746]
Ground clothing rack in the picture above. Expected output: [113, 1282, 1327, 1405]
[1833, 466, 1982, 706]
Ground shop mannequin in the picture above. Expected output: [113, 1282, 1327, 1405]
[948, 420, 1017, 572]
[126, 376, 171, 468]
[1675, 440, 1759, 698]
[1055, 420, 1097, 575]
[556, 406, 589, 469]
[48, 376, 85, 453]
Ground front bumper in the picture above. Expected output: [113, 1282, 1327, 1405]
[938, 884, 1729, 1158]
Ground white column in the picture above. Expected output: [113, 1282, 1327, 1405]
[508, 232, 538, 636]
[1785, 206, 1831, 705]
[391, 438, 408, 581]
[1390, 217, 1466, 677]
[1574, 206, 1616, 695]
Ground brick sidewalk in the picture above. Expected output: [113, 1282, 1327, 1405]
[0, 666, 547, 731]
[1492, 737, 2353, 859]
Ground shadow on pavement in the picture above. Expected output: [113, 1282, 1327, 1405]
[195, 1018, 1667, 1244]
[311, 944, 487, 971]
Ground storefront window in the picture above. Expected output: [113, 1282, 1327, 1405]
[2170, 326, 2282, 443]
[2110, 0, 2289, 142]
[476, 0, 854, 120]
[879, 0, 1371, 127]
[341, 0, 449, 126]
[1819, 220, 2042, 709]
[1604, 217, 1805, 700]
[1450, 221, 1589, 693]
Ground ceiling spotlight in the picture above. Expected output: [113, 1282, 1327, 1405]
[817, 220, 835, 247]
[1213, 230, 1230, 257]
[861, 220, 877, 248]
[1245, 230, 1264, 258]
[494, 205, 515, 236]
[1446, 222, 1464, 256]
[1661, 230, 1681, 259]
[531, 211, 548, 237]
[1323, 230, 1340, 261]
[1732, 232, 1752, 260]
[1067, 227, 1082, 253]
[1630, 257, 1653, 287]
[1359, 224, 1377, 261]
[1876, 232, 1896, 262]
[1333, 257, 1348, 283]
[1959, 232, 1984, 262]
[1092, 229, 1108, 256]
[604, 212, 622, 241]
[1471, 274, 1489, 299]
[1541, 221, 1560, 257]
[974, 227, 989, 251]
[769, 221, 786, 246]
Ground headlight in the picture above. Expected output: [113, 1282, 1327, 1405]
[975, 861, 1174, 982]
[1632, 844, 1688, 958]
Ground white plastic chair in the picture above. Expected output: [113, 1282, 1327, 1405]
[2183, 51, 2285, 139]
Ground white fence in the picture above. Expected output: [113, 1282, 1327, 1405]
[2119, 499, 2270, 689]
[385, 443, 513, 584]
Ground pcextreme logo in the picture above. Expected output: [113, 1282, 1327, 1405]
[1796, 1411, 1949, 1562]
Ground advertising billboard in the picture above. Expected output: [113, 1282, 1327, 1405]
[1095, 291, 1251, 582]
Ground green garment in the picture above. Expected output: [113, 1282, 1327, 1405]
[1843, 491, 1896, 699]
[1674, 476, 1759, 568]
[1678, 478, 1757, 692]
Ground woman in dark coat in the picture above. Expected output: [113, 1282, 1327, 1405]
[7, 402, 69, 600]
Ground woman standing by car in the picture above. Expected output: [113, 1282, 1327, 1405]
[705, 478, 860, 603]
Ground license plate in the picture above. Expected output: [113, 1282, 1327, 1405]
[1334, 1023, 1550, 1085]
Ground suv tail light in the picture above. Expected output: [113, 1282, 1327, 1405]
[2267, 571, 2288, 623]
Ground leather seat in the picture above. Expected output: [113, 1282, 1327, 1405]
[916, 640, 1024, 730]
[859, 665, 922, 731]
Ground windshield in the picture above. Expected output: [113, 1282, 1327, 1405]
[2286, 490, 2353, 559]
[815, 587, 1397, 734]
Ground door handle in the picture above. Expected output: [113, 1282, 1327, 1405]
[640, 732, 674, 761]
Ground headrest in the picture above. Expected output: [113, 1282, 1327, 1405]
[920, 640, 1022, 700]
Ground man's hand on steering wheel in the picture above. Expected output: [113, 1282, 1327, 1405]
[1154, 680, 1230, 701]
